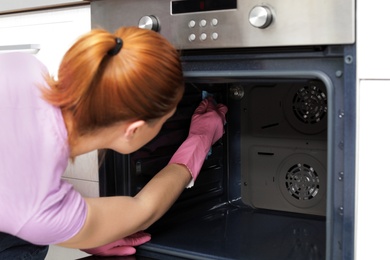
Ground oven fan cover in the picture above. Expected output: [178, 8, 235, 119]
[278, 154, 326, 209]
[242, 146, 327, 216]
[284, 82, 327, 135]
[244, 81, 327, 139]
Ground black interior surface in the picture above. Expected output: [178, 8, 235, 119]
[137, 205, 326, 260]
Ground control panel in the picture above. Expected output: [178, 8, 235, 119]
[91, 0, 355, 50]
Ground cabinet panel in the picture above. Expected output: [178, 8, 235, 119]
[356, 79, 390, 259]
[0, 5, 91, 76]
[0, 0, 88, 14]
[0, 6, 97, 194]
[63, 151, 99, 181]
[357, 1, 390, 79]
[62, 178, 99, 198]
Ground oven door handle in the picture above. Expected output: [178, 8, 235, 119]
[0, 44, 41, 54]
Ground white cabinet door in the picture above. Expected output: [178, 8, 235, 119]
[0, 5, 90, 77]
[357, 1, 390, 79]
[356, 79, 390, 259]
[63, 151, 99, 182]
[0, 0, 88, 14]
[62, 177, 100, 198]
[0, 6, 99, 197]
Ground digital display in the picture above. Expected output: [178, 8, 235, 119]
[172, 0, 237, 14]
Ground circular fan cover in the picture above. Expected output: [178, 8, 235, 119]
[292, 85, 327, 125]
[278, 154, 326, 209]
[285, 163, 320, 200]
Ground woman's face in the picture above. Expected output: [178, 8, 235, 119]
[113, 108, 176, 154]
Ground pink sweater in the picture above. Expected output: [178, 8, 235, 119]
[0, 53, 87, 245]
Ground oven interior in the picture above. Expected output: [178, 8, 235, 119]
[100, 77, 328, 259]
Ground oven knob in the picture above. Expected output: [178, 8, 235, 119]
[249, 6, 272, 29]
[138, 15, 160, 32]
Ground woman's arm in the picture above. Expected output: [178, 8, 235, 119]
[59, 98, 227, 250]
[58, 163, 191, 249]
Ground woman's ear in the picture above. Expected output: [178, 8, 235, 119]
[124, 120, 145, 139]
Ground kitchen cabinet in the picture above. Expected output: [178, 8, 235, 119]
[355, 1, 390, 259]
[0, 5, 90, 77]
[356, 1, 390, 79]
[0, 5, 98, 197]
[0, 0, 89, 14]
[63, 151, 100, 198]
[356, 79, 390, 260]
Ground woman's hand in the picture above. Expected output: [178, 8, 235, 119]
[169, 97, 228, 187]
[81, 231, 151, 256]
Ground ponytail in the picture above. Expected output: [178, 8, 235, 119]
[42, 27, 184, 146]
[43, 29, 114, 109]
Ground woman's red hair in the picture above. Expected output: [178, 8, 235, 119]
[42, 27, 184, 145]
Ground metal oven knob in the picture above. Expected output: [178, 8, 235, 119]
[138, 15, 160, 32]
[249, 6, 272, 29]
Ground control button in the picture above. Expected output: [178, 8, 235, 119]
[199, 33, 207, 41]
[199, 19, 207, 27]
[188, 34, 196, 42]
[188, 20, 196, 28]
[138, 15, 160, 32]
[211, 32, 219, 40]
[249, 6, 272, 29]
[211, 18, 218, 26]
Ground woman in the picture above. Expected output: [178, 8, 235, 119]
[0, 27, 227, 258]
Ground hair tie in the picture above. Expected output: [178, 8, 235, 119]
[107, 37, 123, 56]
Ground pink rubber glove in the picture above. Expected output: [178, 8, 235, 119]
[81, 231, 151, 256]
[169, 97, 228, 187]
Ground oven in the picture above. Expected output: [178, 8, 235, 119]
[90, 0, 356, 259]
